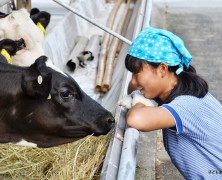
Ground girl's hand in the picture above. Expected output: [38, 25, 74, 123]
[118, 90, 154, 109]
[132, 94, 154, 107]
[119, 91, 176, 131]
[118, 94, 133, 109]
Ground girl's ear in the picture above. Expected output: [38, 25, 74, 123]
[158, 62, 168, 78]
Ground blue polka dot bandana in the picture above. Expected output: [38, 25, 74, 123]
[128, 26, 192, 74]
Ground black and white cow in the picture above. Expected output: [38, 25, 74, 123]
[0, 8, 49, 66]
[0, 55, 114, 148]
[0, 38, 25, 63]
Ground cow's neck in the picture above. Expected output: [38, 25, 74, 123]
[0, 63, 26, 91]
[0, 64, 26, 110]
[0, 74, 22, 95]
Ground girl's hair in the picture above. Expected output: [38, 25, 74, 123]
[125, 54, 208, 104]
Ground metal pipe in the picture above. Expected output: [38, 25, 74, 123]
[142, 0, 153, 28]
[116, 0, 147, 179]
[100, 0, 143, 179]
[117, 128, 139, 180]
[133, 0, 146, 38]
[53, 0, 132, 45]
[116, 0, 154, 179]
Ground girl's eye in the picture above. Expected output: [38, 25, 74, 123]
[60, 90, 73, 100]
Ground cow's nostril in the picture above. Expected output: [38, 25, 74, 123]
[107, 117, 115, 124]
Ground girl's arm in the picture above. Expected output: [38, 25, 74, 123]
[126, 103, 176, 131]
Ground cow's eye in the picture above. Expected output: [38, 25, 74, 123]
[60, 89, 73, 101]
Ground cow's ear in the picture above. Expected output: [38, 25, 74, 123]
[0, 39, 17, 56]
[30, 9, 51, 29]
[21, 56, 52, 99]
[30, 8, 40, 16]
[31, 55, 48, 71]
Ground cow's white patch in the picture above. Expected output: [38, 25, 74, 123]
[46, 60, 67, 77]
[47, 94, 51, 100]
[11, 107, 16, 116]
[27, 112, 33, 117]
[26, 112, 33, 123]
[15, 139, 37, 148]
[37, 75, 43, 84]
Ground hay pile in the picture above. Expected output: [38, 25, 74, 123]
[0, 133, 111, 180]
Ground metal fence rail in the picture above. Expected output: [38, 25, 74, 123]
[53, 0, 132, 45]
[101, 0, 153, 179]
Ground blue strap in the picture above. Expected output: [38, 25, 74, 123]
[162, 104, 183, 134]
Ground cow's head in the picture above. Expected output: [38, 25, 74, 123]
[0, 8, 44, 48]
[0, 56, 115, 148]
[0, 9, 49, 66]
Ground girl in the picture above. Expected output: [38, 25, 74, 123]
[121, 26, 222, 179]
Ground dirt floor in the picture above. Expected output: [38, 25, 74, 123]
[136, 0, 222, 179]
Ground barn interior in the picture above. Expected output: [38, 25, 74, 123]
[0, 0, 179, 179]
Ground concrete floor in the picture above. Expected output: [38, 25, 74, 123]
[135, 0, 222, 179]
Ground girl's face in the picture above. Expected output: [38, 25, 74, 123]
[131, 62, 172, 101]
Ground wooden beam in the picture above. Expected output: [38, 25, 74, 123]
[16, 0, 31, 12]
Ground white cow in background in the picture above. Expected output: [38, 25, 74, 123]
[0, 8, 48, 66]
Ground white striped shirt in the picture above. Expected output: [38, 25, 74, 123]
[162, 92, 222, 180]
